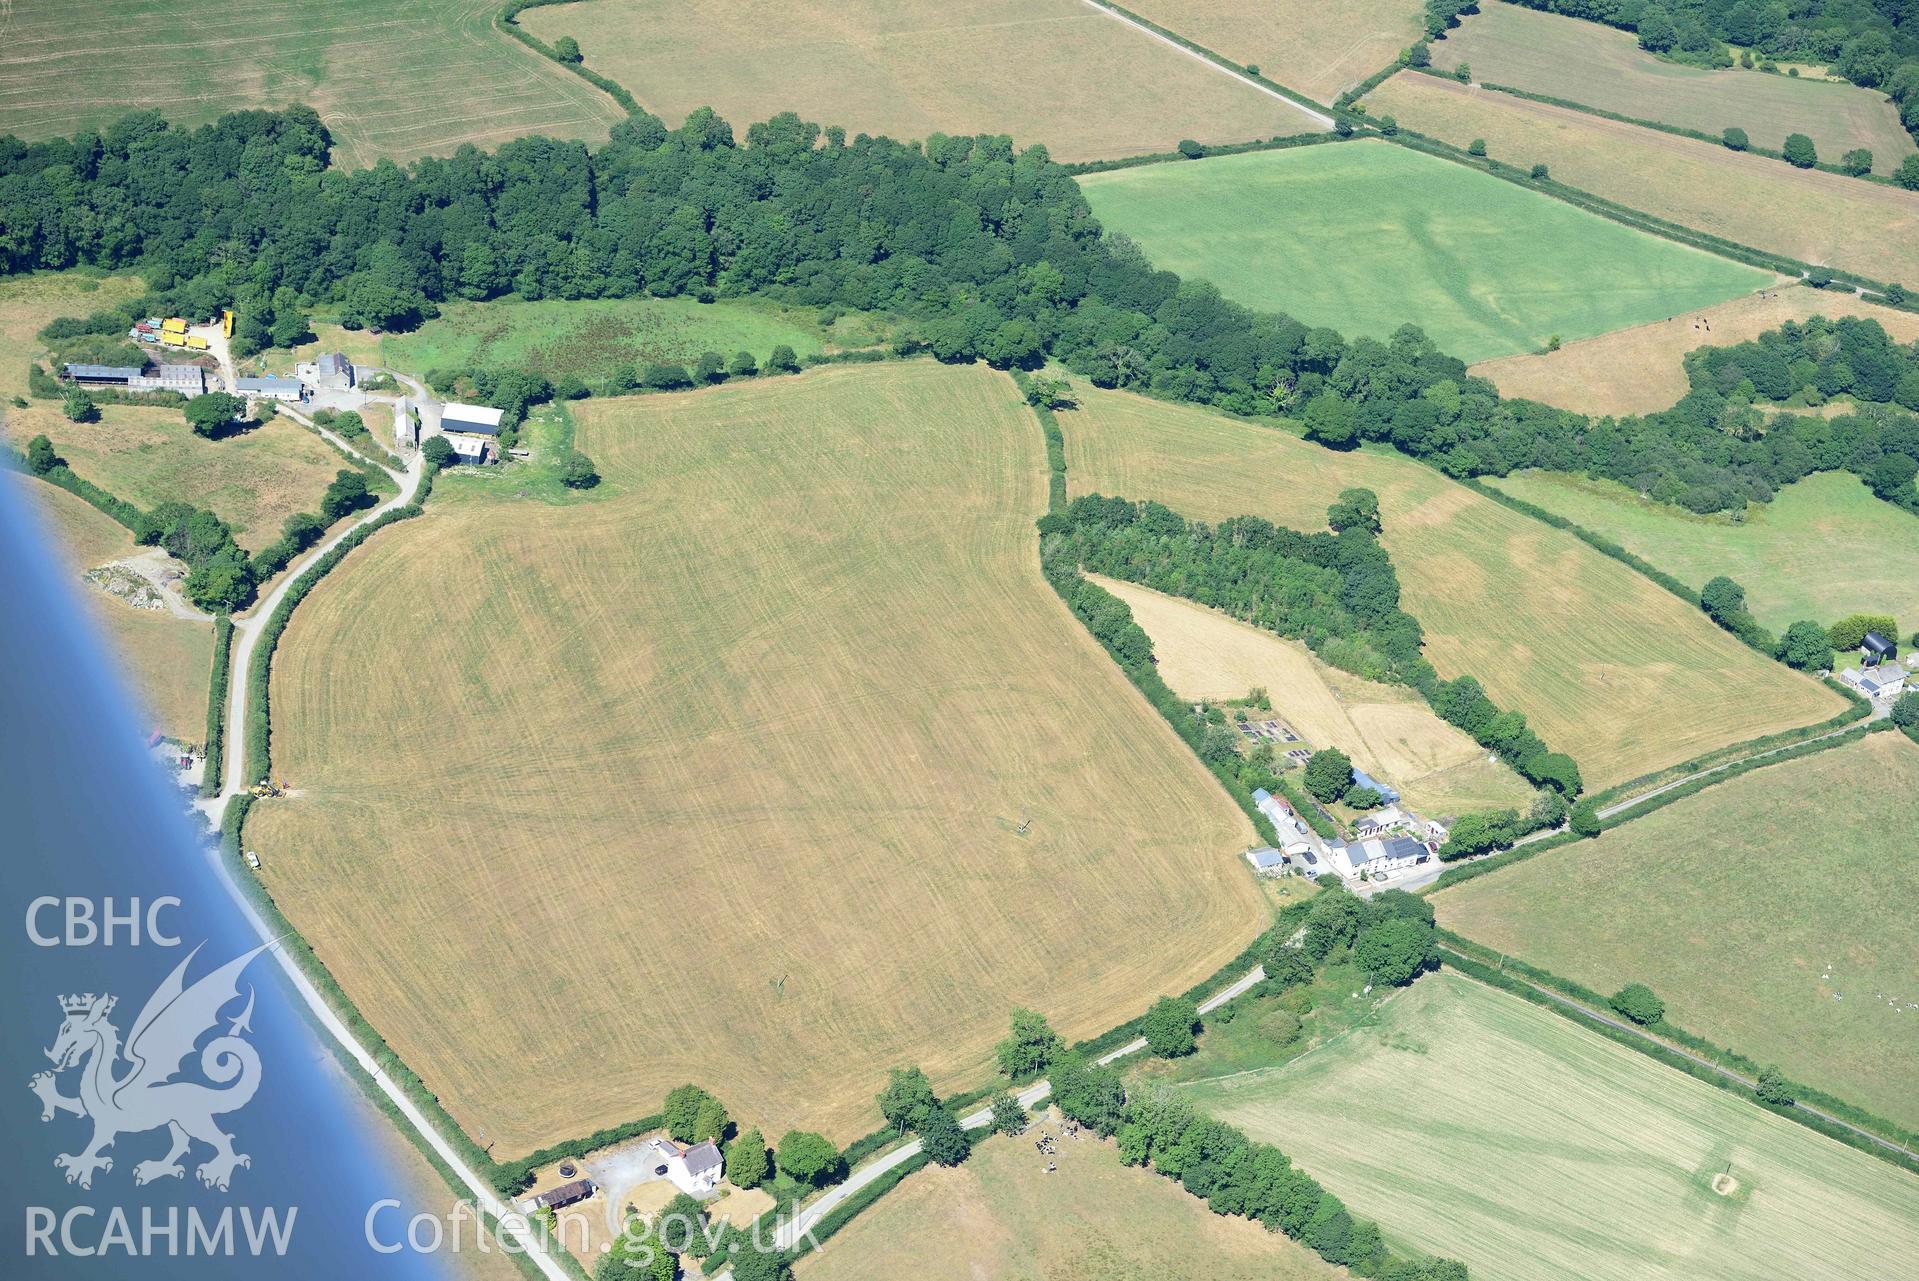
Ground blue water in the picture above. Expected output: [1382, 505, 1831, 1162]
[0, 480, 471, 1279]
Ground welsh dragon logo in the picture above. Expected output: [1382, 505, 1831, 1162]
[29, 942, 269, 1191]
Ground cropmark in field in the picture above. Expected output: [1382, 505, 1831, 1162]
[247, 361, 1267, 1154]
[1077, 140, 1770, 363]
[1436, 731, 1919, 1132]
[1182, 971, 1919, 1281]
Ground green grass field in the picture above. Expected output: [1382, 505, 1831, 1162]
[1490, 470, 1919, 633]
[247, 361, 1267, 1153]
[1063, 386, 1845, 789]
[1182, 970, 1919, 1281]
[0, 0, 626, 169]
[1075, 140, 1770, 363]
[1433, 1, 1917, 174]
[1435, 732, 1919, 1132]
[368, 297, 872, 389]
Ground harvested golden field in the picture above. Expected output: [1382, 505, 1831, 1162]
[249, 361, 1265, 1154]
[10, 475, 212, 741]
[1091, 575, 1534, 817]
[1433, 1, 1917, 173]
[797, 1126, 1340, 1281]
[519, 0, 1324, 162]
[1470, 287, 1919, 414]
[1363, 73, 1919, 286]
[4, 408, 352, 553]
[1436, 732, 1919, 1133]
[1121, 0, 1424, 101]
[1062, 388, 1845, 788]
[0, 0, 626, 170]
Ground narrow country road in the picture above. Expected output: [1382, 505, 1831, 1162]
[1078, 0, 1336, 130]
[764, 961, 1268, 1258]
[1595, 706, 1887, 821]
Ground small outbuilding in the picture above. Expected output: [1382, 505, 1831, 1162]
[1350, 769, 1400, 804]
[519, 1178, 596, 1214]
[1863, 632, 1897, 668]
[1244, 846, 1289, 877]
[128, 364, 206, 395]
[641, 1136, 724, 1196]
[445, 433, 492, 465]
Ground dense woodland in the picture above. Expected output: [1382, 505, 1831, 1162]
[3, 106, 1918, 522]
[1464, 0, 1919, 144]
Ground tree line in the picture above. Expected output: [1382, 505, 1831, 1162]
[4, 105, 1917, 525]
[1041, 492, 1583, 796]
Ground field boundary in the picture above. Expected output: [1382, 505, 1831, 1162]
[1406, 65, 1908, 189]
[200, 616, 233, 797]
[1437, 937, 1919, 1173]
[1065, 130, 1349, 175]
[494, 1, 644, 117]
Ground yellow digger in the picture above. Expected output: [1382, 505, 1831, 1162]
[249, 778, 286, 798]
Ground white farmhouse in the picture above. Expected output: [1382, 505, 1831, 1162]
[640, 1136, 724, 1196]
[1327, 835, 1429, 880]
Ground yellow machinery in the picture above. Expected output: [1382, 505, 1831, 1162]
[249, 778, 285, 798]
[185, 334, 209, 351]
[161, 317, 187, 335]
[221, 308, 234, 338]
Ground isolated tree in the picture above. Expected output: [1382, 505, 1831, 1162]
[552, 35, 583, 63]
[877, 1066, 939, 1136]
[1354, 916, 1435, 987]
[1023, 374, 1072, 410]
[724, 1127, 770, 1189]
[1890, 690, 1919, 733]
[1610, 983, 1665, 1026]
[1896, 155, 1919, 191]
[280, 510, 325, 551]
[61, 386, 97, 422]
[1142, 995, 1200, 1058]
[320, 469, 371, 520]
[1699, 575, 1748, 624]
[694, 350, 726, 384]
[1569, 798, 1602, 838]
[775, 1130, 840, 1186]
[728, 350, 759, 377]
[421, 435, 454, 470]
[184, 547, 254, 614]
[1327, 486, 1381, 534]
[988, 1091, 1027, 1136]
[1529, 162, 1550, 179]
[1342, 782, 1385, 810]
[1776, 620, 1832, 671]
[25, 434, 57, 475]
[1303, 747, 1354, 804]
[1455, 60, 1472, 82]
[559, 450, 599, 489]
[1721, 126, 1749, 151]
[994, 1007, 1064, 1079]
[1841, 148, 1874, 176]
[1177, 139, 1205, 159]
[767, 344, 801, 374]
[1782, 133, 1817, 168]
[915, 1102, 970, 1167]
[184, 391, 244, 438]
[1377, 114, 1400, 136]
[1467, 138, 1487, 156]
[1405, 42, 1430, 68]
[1755, 1065, 1795, 1106]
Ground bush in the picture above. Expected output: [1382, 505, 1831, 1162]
[1721, 126, 1748, 151]
[1177, 139, 1205, 159]
[1841, 148, 1874, 176]
[552, 34, 582, 62]
[559, 450, 599, 489]
[1255, 1004, 1302, 1046]
[775, 1130, 842, 1186]
[1569, 798, 1601, 838]
[1142, 995, 1200, 1057]
[767, 345, 801, 374]
[1828, 613, 1896, 652]
[641, 363, 693, 391]
[1897, 155, 1919, 191]
[1378, 115, 1400, 137]
[26, 434, 57, 475]
[1782, 133, 1817, 168]
[1890, 690, 1919, 732]
[421, 435, 453, 470]
[1467, 137, 1487, 156]
[62, 387, 97, 422]
[1756, 1066, 1795, 1106]
[1610, 983, 1665, 1026]
[1529, 162, 1550, 179]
